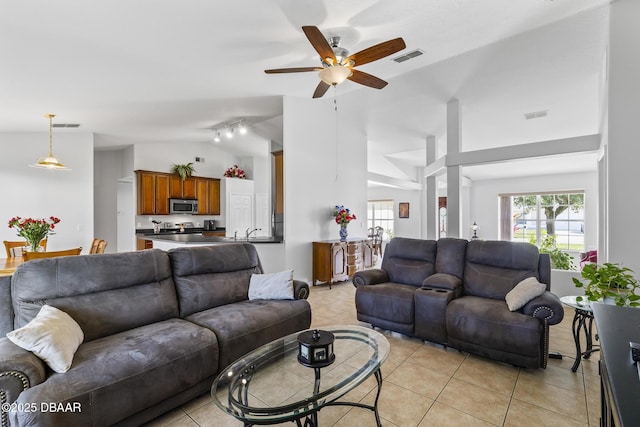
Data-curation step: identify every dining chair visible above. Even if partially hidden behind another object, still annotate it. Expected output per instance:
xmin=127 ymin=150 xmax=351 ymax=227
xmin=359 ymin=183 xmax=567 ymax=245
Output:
xmin=4 ymin=239 xmax=47 ymax=258
xmin=373 ymin=226 xmax=384 ymax=257
xmin=23 ymin=247 xmax=82 ymax=261
xmin=89 ymin=239 xmax=108 ymax=254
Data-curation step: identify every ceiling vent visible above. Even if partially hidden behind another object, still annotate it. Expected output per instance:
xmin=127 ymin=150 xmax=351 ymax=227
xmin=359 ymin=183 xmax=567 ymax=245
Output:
xmin=52 ymin=123 xmax=80 ymax=128
xmin=524 ymin=110 xmax=548 ymax=120
xmin=392 ymin=49 xmax=424 ymax=63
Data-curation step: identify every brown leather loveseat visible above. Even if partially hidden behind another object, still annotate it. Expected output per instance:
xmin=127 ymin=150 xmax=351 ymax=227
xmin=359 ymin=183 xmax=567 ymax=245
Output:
xmin=353 ymin=237 xmax=564 ymax=368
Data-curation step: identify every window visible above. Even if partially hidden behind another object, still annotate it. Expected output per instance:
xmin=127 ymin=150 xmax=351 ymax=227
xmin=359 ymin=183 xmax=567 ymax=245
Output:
xmin=503 ymin=192 xmax=585 ymax=251
xmin=367 ymin=200 xmax=394 ymax=240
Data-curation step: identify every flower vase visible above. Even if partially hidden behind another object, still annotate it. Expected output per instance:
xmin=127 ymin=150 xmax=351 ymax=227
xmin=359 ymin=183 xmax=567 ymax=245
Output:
xmin=27 ymin=239 xmax=42 ymax=253
xmin=339 ymin=225 xmax=348 ymax=242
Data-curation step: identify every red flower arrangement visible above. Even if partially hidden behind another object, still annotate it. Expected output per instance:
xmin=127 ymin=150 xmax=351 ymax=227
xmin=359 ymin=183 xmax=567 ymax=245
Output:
xmin=334 ymin=205 xmax=356 ymax=226
xmin=8 ymin=216 xmax=61 ymax=252
xmin=224 ymin=165 xmax=247 ymax=179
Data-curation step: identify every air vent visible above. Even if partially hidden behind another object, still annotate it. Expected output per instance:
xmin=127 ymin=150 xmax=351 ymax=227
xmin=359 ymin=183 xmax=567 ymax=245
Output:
xmin=524 ymin=110 xmax=548 ymax=120
xmin=392 ymin=49 xmax=424 ymax=63
xmin=52 ymin=123 xmax=80 ymax=128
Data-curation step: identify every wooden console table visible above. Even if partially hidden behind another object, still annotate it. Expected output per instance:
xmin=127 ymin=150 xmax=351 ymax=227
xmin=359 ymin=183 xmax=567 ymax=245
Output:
xmin=312 ymin=239 xmax=374 ymax=288
xmin=593 ymin=303 xmax=640 ymax=427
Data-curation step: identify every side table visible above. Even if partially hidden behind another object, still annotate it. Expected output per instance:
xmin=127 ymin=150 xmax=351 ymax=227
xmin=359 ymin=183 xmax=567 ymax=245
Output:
xmin=559 ymin=295 xmax=600 ymax=372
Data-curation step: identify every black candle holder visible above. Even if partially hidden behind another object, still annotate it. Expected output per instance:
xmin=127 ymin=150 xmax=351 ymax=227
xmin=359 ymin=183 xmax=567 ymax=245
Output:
xmin=297 ymin=329 xmax=335 ymax=368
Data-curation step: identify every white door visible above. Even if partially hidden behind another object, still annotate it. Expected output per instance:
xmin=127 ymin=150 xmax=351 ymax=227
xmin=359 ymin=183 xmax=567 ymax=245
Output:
xmin=228 ymin=193 xmax=254 ymax=238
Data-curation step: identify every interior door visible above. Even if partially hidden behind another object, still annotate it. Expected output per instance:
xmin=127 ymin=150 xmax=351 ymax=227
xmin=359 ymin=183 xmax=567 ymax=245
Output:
xmin=228 ymin=193 xmax=254 ymax=238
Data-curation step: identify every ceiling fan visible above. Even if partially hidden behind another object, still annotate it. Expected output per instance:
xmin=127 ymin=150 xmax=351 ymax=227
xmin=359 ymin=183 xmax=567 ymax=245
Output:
xmin=265 ymin=26 xmax=406 ymax=98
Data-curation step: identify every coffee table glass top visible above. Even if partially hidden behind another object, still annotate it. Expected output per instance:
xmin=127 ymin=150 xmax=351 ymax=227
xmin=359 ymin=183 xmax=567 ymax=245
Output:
xmin=211 ymin=325 xmax=389 ymax=425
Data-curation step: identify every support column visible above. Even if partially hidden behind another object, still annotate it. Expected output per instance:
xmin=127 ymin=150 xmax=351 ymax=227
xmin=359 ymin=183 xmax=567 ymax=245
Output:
xmin=446 ymin=99 xmax=462 ymax=237
xmin=425 ymin=135 xmax=437 ymax=239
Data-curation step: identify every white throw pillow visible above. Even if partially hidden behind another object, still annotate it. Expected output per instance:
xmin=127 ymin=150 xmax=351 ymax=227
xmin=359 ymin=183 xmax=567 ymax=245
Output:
xmin=505 ymin=277 xmax=547 ymax=311
xmin=248 ymin=270 xmax=294 ymax=300
xmin=6 ymin=305 xmax=84 ymax=373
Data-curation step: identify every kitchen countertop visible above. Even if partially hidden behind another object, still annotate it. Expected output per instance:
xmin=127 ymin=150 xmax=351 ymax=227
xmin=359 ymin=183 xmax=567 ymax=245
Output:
xmin=137 ymin=231 xmax=282 ymax=244
xmin=136 ymin=227 xmax=225 ymax=236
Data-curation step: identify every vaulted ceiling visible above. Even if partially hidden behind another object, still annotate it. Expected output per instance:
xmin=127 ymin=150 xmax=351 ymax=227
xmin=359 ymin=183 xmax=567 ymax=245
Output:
xmin=0 ymin=0 xmax=609 ymax=182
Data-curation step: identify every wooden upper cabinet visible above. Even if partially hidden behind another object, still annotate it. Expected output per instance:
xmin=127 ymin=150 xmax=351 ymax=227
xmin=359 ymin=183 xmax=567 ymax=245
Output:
xmin=155 ymin=174 xmax=170 ymax=215
xmin=208 ymin=178 xmax=221 ymax=215
xmin=137 ymin=170 xmax=220 ymax=216
xmin=137 ymin=171 xmax=157 ymax=215
xmin=182 ymin=178 xmax=196 ymax=199
xmin=169 ymin=175 xmax=183 ymax=198
xmin=273 ymin=151 xmax=284 ymax=215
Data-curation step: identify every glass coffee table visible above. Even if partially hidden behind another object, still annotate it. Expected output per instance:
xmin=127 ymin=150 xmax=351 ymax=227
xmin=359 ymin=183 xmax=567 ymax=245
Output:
xmin=211 ymin=325 xmax=390 ymax=427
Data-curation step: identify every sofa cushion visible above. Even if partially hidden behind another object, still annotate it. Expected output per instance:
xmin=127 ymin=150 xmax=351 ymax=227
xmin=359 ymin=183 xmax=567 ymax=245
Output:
xmin=186 ymin=299 xmax=311 ymax=369
xmin=463 ymin=240 xmax=541 ymax=299
xmin=169 ymin=244 xmax=263 ymax=317
xmin=11 ymin=249 xmax=179 ymax=342
xmin=381 ymin=238 xmax=437 ymax=286
xmin=355 ymin=283 xmax=417 ymax=326
xmin=505 ymin=277 xmax=547 ymax=311
xmin=10 ymin=318 xmax=218 ymax=427
xmin=435 ymin=238 xmax=468 ymax=278
xmin=248 ymin=270 xmax=294 ymax=300
xmin=446 ymin=296 xmax=541 ymax=358
xmin=6 ymin=305 xmax=84 ymax=373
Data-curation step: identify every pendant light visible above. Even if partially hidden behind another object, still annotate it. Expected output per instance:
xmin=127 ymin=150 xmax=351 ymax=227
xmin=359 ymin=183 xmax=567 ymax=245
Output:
xmin=30 ymin=114 xmax=70 ymax=170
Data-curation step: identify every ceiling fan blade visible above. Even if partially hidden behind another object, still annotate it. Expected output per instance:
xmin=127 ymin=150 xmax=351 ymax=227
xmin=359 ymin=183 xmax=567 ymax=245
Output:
xmin=348 ymin=69 xmax=388 ymax=89
xmin=265 ymin=67 xmax=323 ymax=74
xmin=313 ymin=81 xmax=331 ymax=98
xmin=302 ymin=26 xmax=337 ymax=64
xmin=347 ymin=38 xmax=406 ymax=67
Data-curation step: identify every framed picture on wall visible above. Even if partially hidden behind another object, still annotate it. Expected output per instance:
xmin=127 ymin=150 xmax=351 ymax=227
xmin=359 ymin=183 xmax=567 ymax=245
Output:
xmin=399 ymin=202 xmax=410 ymax=219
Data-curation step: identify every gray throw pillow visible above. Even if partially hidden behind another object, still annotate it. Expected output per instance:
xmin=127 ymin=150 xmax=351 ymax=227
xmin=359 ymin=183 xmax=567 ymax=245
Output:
xmin=505 ymin=277 xmax=546 ymax=311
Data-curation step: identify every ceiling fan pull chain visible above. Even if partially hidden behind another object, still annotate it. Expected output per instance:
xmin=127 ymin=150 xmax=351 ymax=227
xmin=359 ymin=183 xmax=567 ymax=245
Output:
xmin=334 ymin=86 xmax=339 ymax=182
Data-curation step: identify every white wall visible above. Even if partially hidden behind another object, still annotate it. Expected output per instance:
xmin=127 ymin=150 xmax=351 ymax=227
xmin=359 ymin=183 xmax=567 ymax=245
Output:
xmin=283 ymin=94 xmax=368 ymax=283
xmin=606 ymin=0 xmax=640 ymax=273
xmin=470 ymin=171 xmax=598 ymax=249
xmin=0 ymin=132 xmax=94 ymax=251
xmin=367 ymin=187 xmax=422 ymax=238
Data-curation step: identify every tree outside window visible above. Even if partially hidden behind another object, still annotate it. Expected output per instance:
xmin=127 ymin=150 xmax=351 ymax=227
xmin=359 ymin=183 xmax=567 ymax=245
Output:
xmin=511 ymin=193 xmax=585 ymax=251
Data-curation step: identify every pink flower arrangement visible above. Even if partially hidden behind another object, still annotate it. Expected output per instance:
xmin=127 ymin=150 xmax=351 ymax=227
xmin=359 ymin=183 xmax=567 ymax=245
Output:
xmin=8 ymin=216 xmax=61 ymax=251
xmin=224 ymin=165 xmax=247 ymax=179
xmin=334 ymin=205 xmax=356 ymax=226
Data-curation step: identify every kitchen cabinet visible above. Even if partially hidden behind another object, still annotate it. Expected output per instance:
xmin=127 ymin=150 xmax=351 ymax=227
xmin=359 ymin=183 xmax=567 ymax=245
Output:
xmin=313 ymin=239 xmax=373 ymax=288
xmin=273 ymin=151 xmax=283 ymax=215
xmin=136 ymin=170 xmax=220 ymax=215
xmin=136 ymin=171 xmax=169 ymax=215
xmin=195 ymin=178 xmax=221 ymax=215
xmin=136 ymin=238 xmax=153 ymax=250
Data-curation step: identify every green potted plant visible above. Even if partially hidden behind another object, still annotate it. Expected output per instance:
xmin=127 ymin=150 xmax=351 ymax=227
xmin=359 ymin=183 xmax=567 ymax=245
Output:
xmin=170 ymin=163 xmax=195 ymax=181
xmin=573 ymin=262 xmax=640 ymax=307
xmin=536 ymin=235 xmax=576 ymax=270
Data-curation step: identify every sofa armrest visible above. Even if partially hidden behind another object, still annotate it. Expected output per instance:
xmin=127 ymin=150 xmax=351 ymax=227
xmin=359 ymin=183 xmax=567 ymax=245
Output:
xmin=521 ymin=291 xmax=565 ymax=325
xmin=352 ymin=269 xmax=389 ymax=288
xmin=293 ymin=280 xmax=310 ymax=300
xmin=0 ymin=337 xmax=47 ymax=405
xmin=422 ymin=273 xmax=462 ymax=297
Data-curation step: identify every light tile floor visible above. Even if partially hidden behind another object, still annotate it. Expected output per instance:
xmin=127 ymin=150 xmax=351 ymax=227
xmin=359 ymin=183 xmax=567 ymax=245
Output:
xmin=145 ymin=282 xmax=599 ymax=427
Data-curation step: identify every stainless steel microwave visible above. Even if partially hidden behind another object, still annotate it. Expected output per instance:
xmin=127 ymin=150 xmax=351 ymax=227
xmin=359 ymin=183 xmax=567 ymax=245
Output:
xmin=169 ymin=198 xmax=198 ymax=214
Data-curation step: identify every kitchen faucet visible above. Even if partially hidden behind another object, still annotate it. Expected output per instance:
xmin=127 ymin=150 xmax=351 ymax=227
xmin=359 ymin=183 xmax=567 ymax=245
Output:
xmin=245 ymin=228 xmax=260 ymax=240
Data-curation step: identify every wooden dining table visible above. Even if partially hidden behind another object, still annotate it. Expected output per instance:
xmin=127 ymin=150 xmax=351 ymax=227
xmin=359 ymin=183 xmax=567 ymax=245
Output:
xmin=0 ymin=256 xmax=24 ymax=276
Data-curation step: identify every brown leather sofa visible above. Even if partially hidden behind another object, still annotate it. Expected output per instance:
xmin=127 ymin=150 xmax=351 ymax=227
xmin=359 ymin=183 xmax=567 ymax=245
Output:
xmin=353 ymin=237 xmax=564 ymax=369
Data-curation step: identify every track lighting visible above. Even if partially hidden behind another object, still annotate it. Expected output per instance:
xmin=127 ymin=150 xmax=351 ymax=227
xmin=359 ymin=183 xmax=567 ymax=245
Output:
xmin=226 ymin=128 xmax=234 ymax=139
xmin=213 ymin=130 xmax=221 ymax=143
xmin=238 ymin=121 xmax=247 ymax=135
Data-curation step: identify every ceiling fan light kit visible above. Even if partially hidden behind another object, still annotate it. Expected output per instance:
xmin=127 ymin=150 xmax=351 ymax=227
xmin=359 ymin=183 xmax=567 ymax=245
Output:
xmin=265 ymin=25 xmax=406 ymax=98
xmin=319 ymin=66 xmax=352 ymax=86
xmin=30 ymin=114 xmax=71 ymax=170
